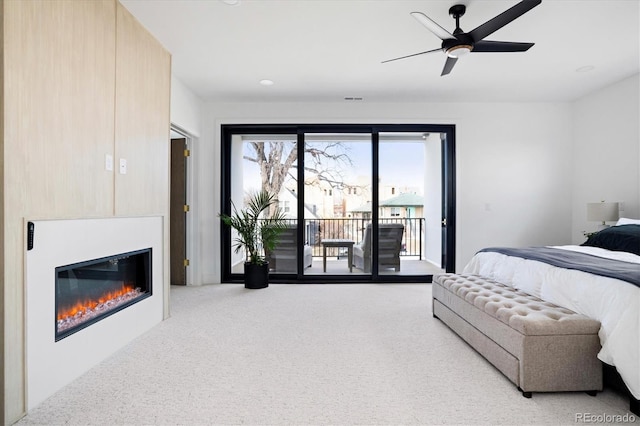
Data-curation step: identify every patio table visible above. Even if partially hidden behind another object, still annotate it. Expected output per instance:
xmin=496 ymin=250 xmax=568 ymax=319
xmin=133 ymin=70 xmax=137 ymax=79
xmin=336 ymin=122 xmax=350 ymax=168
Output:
xmin=321 ymin=239 xmax=355 ymax=273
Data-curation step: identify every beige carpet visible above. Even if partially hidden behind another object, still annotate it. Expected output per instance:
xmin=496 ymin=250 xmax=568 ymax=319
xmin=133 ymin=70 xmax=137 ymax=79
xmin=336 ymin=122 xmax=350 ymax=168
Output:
xmin=16 ymin=283 xmax=637 ymax=425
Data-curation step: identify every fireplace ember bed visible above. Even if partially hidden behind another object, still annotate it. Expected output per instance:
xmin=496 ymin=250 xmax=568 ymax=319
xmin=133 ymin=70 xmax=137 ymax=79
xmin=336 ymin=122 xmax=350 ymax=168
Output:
xmin=55 ymin=248 xmax=152 ymax=341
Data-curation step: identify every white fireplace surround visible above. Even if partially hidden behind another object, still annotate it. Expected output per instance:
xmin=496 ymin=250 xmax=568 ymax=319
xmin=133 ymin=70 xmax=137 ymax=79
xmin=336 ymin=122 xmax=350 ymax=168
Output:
xmin=25 ymin=217 xmax=164 ymax=410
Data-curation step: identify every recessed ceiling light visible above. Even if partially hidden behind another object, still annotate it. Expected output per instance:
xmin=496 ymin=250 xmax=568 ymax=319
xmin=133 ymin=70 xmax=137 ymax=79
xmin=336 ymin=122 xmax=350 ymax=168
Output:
xmin=221 ymin=0 xmax=240 ymax=5
xmin=576 ymin=65 xmax=595 ymax=73
xmin=259 ymin=79 xmax=274 ymax=86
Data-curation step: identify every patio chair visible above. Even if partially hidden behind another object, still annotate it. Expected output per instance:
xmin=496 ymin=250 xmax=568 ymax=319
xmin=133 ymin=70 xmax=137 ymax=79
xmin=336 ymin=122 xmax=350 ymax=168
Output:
xmin=352 ymin=223 xmax=404 ymax=273
xmin=266 ymin=225 xmax=313 ymax=272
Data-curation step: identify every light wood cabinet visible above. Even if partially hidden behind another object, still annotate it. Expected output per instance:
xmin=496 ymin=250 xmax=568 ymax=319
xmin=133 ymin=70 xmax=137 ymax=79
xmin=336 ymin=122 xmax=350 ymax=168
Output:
xmin=115 ymin=2 xmax=171 ymax=216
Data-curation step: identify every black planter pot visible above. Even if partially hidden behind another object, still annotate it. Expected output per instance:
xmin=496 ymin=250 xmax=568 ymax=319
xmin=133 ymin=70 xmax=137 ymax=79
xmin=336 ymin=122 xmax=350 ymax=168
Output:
xmin=244 ymin=262 xmax=269 ymax=289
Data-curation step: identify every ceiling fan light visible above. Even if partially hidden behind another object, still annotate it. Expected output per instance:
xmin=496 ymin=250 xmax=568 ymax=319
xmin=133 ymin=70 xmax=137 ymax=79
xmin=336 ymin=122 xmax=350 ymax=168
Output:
xmin=446 ymin=45 xmax=472 ymax=58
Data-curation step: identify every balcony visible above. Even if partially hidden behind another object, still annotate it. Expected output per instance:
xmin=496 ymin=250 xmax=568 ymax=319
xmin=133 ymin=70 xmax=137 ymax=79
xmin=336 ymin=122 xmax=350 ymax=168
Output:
xmin=233 ymin=218 xmax=444 ymax=276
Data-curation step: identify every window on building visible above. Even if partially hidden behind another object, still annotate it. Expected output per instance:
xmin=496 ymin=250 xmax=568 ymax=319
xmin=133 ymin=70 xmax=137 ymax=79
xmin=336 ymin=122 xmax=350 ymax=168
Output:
xmin=279 ymin=200 xmax=290 ymax=213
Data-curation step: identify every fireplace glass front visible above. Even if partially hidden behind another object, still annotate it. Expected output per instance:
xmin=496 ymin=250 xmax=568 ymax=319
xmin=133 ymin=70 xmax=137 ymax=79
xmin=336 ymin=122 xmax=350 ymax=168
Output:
xmin=55 ymin=248 xmax=152 ymax=341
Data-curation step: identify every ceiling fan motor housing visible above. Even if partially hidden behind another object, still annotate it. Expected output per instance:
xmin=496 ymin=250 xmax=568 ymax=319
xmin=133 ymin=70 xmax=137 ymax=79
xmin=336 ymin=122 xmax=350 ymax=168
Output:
xmin=442 ymin=35 xmax=474 ymax=58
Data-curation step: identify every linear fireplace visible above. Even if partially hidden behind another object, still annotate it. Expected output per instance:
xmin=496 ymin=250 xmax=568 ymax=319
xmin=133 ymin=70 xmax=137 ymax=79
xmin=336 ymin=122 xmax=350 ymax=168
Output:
xmin=55 ymin=248 xmax=152 ymax=341
xmin=27 ymin=217 xmax=163 ymax=411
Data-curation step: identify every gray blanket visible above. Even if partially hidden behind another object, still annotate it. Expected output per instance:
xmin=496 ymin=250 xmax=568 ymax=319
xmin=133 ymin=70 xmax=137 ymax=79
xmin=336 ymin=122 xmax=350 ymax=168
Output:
xmin=479 ymin=246 xmax=640 ymax=288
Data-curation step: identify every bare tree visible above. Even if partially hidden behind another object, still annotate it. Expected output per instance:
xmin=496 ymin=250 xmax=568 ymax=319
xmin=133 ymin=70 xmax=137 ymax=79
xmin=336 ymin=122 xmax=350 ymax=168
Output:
xmin=243 ymin=140 xmax=354 ymax=214
xmin=304 ymin=142 xmax=353 ymax=188
xmin=244 ymin=141 xmax=298 ymax=198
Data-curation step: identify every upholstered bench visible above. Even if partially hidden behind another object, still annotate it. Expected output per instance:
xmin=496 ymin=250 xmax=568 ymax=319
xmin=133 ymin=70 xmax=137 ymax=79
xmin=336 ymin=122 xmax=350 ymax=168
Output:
xmin=432 ymin=273 xmax=603 ymax=397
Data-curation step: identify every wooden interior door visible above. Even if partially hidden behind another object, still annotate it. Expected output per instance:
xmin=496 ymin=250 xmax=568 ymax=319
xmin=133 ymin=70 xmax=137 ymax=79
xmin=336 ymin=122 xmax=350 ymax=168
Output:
xmin=170 ymin=138 xmax=187 ymax=285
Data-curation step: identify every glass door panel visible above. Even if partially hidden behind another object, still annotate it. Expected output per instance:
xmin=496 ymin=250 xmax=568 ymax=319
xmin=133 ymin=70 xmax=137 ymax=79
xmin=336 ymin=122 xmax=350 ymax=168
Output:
xmin=230 ymin=134 xmax=299 ymax=274
xmin=378 ymin=133 xmax=444 ymax=276
xmin=302 ymin=133 xmax=372 ymax=275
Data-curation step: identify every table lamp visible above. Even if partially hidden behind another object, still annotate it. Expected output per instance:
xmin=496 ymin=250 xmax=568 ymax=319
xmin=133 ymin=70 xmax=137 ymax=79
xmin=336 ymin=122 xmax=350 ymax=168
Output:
xmin=587 ymin=201 xmax=619 ymax=228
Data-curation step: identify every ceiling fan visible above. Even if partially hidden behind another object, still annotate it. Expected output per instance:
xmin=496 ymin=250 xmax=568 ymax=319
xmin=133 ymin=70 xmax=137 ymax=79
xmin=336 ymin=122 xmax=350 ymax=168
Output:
xmin=383 ymin=0 xmax=541 ymax=76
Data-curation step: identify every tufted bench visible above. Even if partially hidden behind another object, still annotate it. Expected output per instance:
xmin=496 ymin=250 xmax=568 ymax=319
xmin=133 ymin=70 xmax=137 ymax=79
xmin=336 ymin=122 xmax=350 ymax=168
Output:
xmin=432 ymin=273 xmax=602 ymax=397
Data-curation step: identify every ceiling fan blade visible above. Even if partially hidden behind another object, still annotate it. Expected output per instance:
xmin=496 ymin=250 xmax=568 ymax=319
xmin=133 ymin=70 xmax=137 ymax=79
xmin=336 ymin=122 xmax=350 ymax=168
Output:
xmin=441 ymin=57 xmax=458 ymax=76
xmin=411 ymin=12 xmax=455 ymax=41
xmin=473 ymin=40 xmax=535 ymax=52
xmin=381 ymin=47 xmax=442 ymax=64
xmin=468 ymin=0 xmax=541 ymax=42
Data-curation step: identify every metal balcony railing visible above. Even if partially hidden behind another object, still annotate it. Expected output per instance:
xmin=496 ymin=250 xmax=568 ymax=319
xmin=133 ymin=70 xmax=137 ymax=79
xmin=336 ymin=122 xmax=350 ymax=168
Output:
xmin=296 ymin=218 xmax=425 ymax=259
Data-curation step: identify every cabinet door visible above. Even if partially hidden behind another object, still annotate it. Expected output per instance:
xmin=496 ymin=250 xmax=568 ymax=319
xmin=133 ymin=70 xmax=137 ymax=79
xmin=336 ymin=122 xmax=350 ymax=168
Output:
xmin=114 ymin=2 xmax=171 ymax=217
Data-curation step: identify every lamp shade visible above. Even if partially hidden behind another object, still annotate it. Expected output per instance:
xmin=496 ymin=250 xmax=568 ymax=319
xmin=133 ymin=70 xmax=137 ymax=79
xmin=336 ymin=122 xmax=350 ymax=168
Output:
xmin=587 ymin=202 xmax=620 ymax=222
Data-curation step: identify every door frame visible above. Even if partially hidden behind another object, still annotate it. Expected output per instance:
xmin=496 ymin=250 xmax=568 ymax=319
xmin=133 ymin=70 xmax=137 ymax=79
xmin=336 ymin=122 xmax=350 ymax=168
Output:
xmin=221 ymin=123 xmax=456 ymax=283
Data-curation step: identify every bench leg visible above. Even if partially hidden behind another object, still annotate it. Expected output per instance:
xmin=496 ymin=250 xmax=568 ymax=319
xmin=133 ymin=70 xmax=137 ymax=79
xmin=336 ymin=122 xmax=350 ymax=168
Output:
xmin=585 ymin=390 xmax=598 ymax=397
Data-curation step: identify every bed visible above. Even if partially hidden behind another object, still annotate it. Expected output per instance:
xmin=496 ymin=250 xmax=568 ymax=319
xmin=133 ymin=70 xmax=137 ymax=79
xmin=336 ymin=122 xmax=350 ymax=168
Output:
xmin=463 ymin=221 xmax=640 ymax=412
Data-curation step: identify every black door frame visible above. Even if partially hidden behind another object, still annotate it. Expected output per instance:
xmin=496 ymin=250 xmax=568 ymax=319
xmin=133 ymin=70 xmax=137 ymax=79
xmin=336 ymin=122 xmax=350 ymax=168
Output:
xmin=221 ymin=123 xmax=456 ymax=283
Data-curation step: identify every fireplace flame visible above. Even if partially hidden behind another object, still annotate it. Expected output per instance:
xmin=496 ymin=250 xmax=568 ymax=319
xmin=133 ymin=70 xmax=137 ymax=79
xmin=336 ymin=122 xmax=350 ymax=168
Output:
xmin=57 ymin=283 xmax=136 ymax=322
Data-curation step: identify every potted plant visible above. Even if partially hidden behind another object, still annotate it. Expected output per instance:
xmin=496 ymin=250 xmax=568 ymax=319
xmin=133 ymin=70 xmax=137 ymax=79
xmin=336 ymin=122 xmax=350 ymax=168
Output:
xmin=219 ymin=190 xmax=287 ymax=289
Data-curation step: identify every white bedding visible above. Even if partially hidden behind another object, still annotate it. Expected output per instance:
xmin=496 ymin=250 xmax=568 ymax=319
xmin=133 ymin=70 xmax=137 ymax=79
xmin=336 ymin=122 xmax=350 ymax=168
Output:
xmin=463 ymin=245 xmax=640 ymax=399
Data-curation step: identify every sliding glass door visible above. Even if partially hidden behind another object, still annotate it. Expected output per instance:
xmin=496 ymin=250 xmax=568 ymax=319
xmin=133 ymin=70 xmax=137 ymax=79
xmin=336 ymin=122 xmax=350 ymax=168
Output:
xmin=221 ymin=124 xmax=455 ymax=283
xmin=378 ymin=132 xmax=445 ymax=276
xmin=302 ymin=133 xmax=372 ymax=276
xmin=226 ymin=131 xmax=300 ymax=274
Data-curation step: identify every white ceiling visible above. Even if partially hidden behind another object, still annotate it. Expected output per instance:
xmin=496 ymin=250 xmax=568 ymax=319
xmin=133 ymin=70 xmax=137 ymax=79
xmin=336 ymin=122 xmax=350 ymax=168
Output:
xmin=120 ymin=0 xmax=639 ymax=103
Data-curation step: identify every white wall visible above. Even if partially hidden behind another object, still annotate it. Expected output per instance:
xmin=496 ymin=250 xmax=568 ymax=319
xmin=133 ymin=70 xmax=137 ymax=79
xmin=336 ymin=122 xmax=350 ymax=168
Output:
xmin=171 ymin=75 xmax=203 ymax=138
xmin=571 ymin=73 xmax=640 ymax=242
xmin=169 ymin=74 xmax=639 ymax=284
xmin=198 ymin=101 xmax=574 ymax=282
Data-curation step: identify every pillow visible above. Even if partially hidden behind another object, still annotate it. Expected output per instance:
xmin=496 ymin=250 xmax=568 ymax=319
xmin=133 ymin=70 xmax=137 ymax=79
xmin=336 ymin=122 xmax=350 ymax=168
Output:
xmin=582 ymin=224 xmax=640 ymax=256
xmin=616 ymin=217 xmax=640 ymax=226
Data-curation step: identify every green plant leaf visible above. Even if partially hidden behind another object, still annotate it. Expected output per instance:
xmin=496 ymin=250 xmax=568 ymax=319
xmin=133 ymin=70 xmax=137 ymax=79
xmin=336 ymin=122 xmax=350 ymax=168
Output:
xmin=219 ymin=189 xmax=288 ymax=265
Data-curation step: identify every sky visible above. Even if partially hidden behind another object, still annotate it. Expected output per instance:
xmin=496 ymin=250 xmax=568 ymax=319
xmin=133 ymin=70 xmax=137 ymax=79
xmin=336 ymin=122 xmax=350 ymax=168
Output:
xmin=306 ymin=140 xmax=426 ymax=191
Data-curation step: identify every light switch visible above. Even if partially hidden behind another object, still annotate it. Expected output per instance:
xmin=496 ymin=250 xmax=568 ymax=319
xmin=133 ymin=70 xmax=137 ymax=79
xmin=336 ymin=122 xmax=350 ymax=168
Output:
xmin=119 ymin=158 xmax=127 ymax=174
xmin=105 ymin=154 xmax=113 ymax=171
